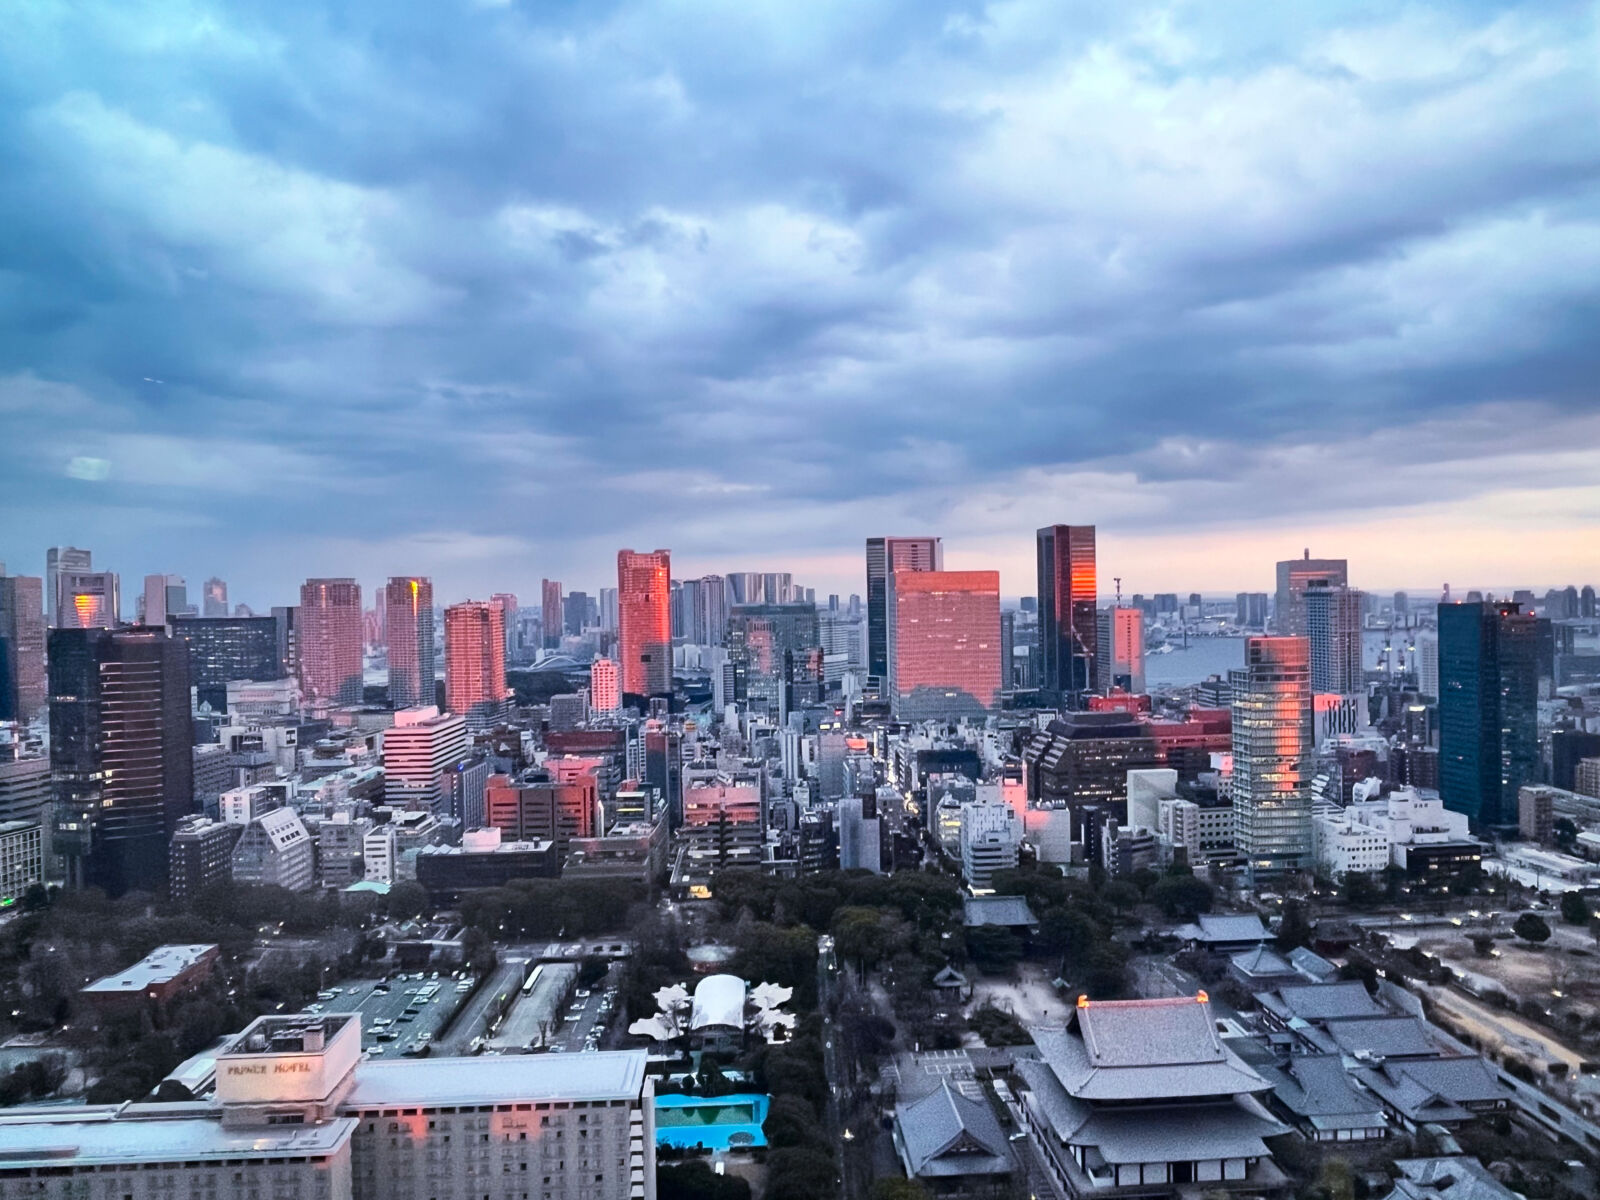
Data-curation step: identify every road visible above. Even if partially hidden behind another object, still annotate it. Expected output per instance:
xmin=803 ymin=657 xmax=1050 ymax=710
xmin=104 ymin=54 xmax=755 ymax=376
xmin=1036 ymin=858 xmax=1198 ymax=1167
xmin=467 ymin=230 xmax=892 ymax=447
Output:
xmin=304 ymin=971 xmax=479 ymax=1060
xmin=435 ymin=960 xmax=524 ymax=1055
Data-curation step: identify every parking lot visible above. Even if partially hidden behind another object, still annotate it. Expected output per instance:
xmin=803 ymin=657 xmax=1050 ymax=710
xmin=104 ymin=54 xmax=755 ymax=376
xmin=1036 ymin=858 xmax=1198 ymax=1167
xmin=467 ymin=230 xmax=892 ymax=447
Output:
xmin=301 ymin=970 xmax=479 ymax=1060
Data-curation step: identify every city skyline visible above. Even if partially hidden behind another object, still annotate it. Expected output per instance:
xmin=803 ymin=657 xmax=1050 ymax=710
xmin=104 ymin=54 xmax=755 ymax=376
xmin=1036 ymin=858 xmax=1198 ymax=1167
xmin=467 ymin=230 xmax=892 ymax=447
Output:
xmin=2 ymin=3 xmax=1597 ymax=601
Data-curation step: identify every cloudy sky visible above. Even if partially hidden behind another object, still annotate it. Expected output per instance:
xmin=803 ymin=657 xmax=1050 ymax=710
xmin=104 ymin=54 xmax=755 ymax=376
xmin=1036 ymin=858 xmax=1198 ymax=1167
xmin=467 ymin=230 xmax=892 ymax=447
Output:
xmin=2 ymin=0 xmax=1598 ymax=608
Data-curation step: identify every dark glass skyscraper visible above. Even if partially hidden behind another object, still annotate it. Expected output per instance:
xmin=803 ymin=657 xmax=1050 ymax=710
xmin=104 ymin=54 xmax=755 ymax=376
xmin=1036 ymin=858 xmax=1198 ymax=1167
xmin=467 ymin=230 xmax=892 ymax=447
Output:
xmin=1036 ymin=524 xmax=1097 ymax=704
xmin=172 ymin=615 xmax=282 ymax=712
xmin=49 ymin=627 xmax=193 ymax=896
xmin=865 ymin=536 xmax=942 ymax=683
xmin=1439 ymin=601 xmax=1539 ymax=832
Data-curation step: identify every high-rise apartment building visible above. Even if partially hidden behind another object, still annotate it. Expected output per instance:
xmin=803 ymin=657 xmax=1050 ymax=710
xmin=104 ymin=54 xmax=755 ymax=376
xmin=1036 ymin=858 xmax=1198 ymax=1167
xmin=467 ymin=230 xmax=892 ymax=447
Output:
xmin=49 ymin=626 xmax=194 ymax=895
xmin=443 ymin=601 xmax=509 ymax=730
xmin=599 ymin=587 xmax=618 ymax=632
xmin=617 ymin=550 xmax=671 ymax=699
xmin=865 ymin=536 xmax=942 ymax=681
xmin=382 ymin=707 xmax=469 ymax=813
xmin=591 ymin=658 xmax=621 ymax=713
xmin=298 ymin=579 xmax=363 ymax=707
xmin=142 ymin=574 xmax=187 ymax=626
xmin=886 ymin=569 xmax=1001 ymax=720
xmin=1231 ymin=636 xmax=1314 ymax=877
xmin=1273 ymin=551 xmax=1348 ymax=636
xmin=1414 ymin=630 xmax=1440 ymax=699
xmin=489 ymin=593 xmax=518 ymax=661
xmin=1235 ymin=592 xmax=1268 ymax=629
xmin=45 ymin=547 xmax=92 ymax=624
xmin=0 ymin=572 xmax=47 ymax=719
xmin=1439 ymin=602 xmax=1540 ymax=832
xmin=1304 ymin=581 xmax=1364 ymax=695
xmin=272 ymin=604 xmax=299 ymax=679
xmin=171 ymin=615 xmax=282 ymax=713
xmin=541 ymin=579 xmax=563 ymax=649
xmin=169 ymin=815 xmax=239 ymax=903
xmin=1036 ymin=524 xmax=1097 ymax=703
xmin=384 ymin=576 xmax=435 ymax=709
xmin=202 ymin=577 xmax=229 ymax=617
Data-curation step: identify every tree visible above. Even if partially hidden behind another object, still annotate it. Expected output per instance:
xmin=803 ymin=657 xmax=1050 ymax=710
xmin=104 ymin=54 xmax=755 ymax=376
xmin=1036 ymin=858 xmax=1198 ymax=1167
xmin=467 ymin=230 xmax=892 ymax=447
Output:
xmin=1340 ymin=872 xmax=1383 ymax=909
xmin=385 ymin=880 xmax=429 ymax=922
xmin=763 ymin=1148 xmax=838 ymax=1200
xmin=657 ymin=1160 xmax=752 ymax=1200
xmin=764 ymin=1094 xmax=830 ymax=1154
xmin=1102 ymin=881 xmax=1141 ymax=913
xmin=831 ymin=907 xmax=891 ymax=967
xmin=1276 ymin=899 xmax=1313 ymax=951
xmin=1149 ymin=875 xmax=1213 ymax=919
xmin=868 ymin=1181 xmax=929 ymax=1200
xmin=964 ymin=926 xmax=1023 ymax=973
xmin=1553 ymin=818 xmax=1578 ymax=850
xmin=1560 ymin=892 xmax=1590 ymax=927
xmin=1512 ymin=913 xmax=1551 ymax=945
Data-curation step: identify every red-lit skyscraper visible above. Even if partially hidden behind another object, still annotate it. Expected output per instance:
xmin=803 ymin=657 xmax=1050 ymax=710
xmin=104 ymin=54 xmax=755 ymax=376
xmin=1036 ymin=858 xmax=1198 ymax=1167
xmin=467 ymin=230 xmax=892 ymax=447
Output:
xmin=886 ymin=569 xmax=1001 ymax=720
xmin=444 ymin=600 xmax=508 ymax=730
xmin=298 ymin=578 xmax=363 ymax=707
xmin=1037 ymin=524 xmax=1097 ymax=704
xmin=618 ymin=549 xmax=671 ymax=699
xmin=865 ymin=536 xmax=942 ymax=682
xmin=541 ymin=579 xmax=562 ymax=650
xmin=385 ymin=576 xmax=435 ymax=709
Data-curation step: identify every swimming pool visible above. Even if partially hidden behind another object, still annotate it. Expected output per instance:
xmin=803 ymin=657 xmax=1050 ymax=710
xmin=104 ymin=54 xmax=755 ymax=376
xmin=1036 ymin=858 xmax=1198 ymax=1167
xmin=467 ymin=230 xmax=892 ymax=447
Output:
xmin=654 ymin=1092 xmax=771 ymax=1150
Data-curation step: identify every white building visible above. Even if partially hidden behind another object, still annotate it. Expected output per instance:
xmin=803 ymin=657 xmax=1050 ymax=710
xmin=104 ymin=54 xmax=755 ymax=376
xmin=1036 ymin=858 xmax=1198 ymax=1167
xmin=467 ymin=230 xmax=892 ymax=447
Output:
xmin=0 ymin=1013 xmax=657 ymax=1200
xmin=231 ymin=808 xmax=315 ymax=892
xmin=1312 ymin=813 xmax=1393 ymax=879
xmin=1127 ymin=768 xmax=1179 ymax=831
xmin=591 ymin=658 xmax=621 ymax=713
xmin=381 ymin=706 xmax=468 ymax=812
xmin=1312 ymin=787 xmax=1476 ymax=879
xmin=363 ymin=825 xmax=397 ymax=884
xmin=960 ymin=796 xmax=1022 ymax=891
xmin=220 ymin=783 xmax=280 ymax=826
xmin=1415 ymin=631 xmax=1440 ymax=698
xmin=1159 ymin=798 xmax=1201 ymax=858
xmin=226 ymin=677 xmax=300 ymax=720
xmin=0 ymin=819 xmax=43 ymax=902
xmin=838 ymin=796 xmax=882 ymax=873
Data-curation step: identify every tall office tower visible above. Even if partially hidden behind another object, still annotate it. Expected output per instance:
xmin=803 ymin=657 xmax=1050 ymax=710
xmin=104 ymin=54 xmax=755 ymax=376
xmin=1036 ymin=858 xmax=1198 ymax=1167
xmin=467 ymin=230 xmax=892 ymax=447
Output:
xmin=563 ymin=590 xmax=591 ymax=636
xmin=762 ymin=573 xmax=793 ymax=605
xmin=1304 ymin=581 xmax=1364 ymax=695
xmin=669 ymin=581 xmax=685 ymax=640
xmin=617 ymin=549 xmax=672 ymax=699
xmin=1439 ymin=601 xmax=1540 ymax=832
xmin=1235 ymin=592 xmax=1268 ymax=629
xmin=54 ymin=568 xmax=120 ymax=629
xmin=384 ymin=576 xmax=435 ymax=709
xmin=1393 ymin=591 xmax=1410 ymax=620
xmin=1582 ymin=585 xmax=1597 ymax=619
xmin=444 ymin=601 xmax=508 ymax=730
xmin=171 ymin=615 xmax=282 ymax=712
xmin=202 ymin=577 xmax=228 ymax=617
xmin=885 ymin=569 xmax=1001 ymax=720
xmin=697 ymin=575 xmax=729 ymax=645
xmin=1036 ymin=524 xmax=1097 ymax=704
xmin=271 ymin=604 xmax=299 ymax=680
xmin=49 ymin=626 xmax=193 ymax=895
xmin=489 ymin=593 xmax=518 ymax=661
xmin=297 ymin=578 xmax=363 ymax=707
xmin=1231 ymin=636 xmax=1314 ymax=877
xmin=1000 ymin=611 xmax=1016 ymax=690
xmin=727 ymin=603 xmax=821 ymax=715
xmin=1273 ymin=550 xmax=1348 ymax=636
xmin=541 ymin=579 xmax=562 ymax=649
xmin=1094 ymin=607 xmax=1145 ymax=694
xmin=865 ymin=536 xmax=943 ymax=681
xmin=368 ymin=588 xmax=387 ymax=651
xmin=599 ymin=587 xmax=618 ymax=632
xmin=0 ymin=572 xmax=47 ymax=719
xmin=45 ymin=547 xmax=92 ymax=624
xmin=590 ymin=658 xmax=621 ymax=714
xmin=141 ymin=574 xmax=186 ymax=626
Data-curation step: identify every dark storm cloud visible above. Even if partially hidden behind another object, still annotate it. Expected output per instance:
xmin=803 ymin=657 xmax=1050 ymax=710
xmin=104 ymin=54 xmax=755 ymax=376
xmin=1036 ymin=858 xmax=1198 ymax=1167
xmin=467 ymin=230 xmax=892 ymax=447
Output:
xmin=1 ymin=0 xmax=1598 ymax=600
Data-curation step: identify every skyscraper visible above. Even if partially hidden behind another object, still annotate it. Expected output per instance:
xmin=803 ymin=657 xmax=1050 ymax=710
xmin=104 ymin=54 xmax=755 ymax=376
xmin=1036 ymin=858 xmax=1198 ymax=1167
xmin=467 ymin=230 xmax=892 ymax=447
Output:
xmin=444 ymin=601 xmax=509 ymax=730
xmin=1439 ymin=602 xmax=1540 ymax=832
xmin=202 ymin=577 xmax=229 ymax=617
xmin=1036 ymin=524 xmax=1097 ymax=703
xmin=541 ymin=579 xmax=562 ymax=650
xmin=49 ymin=626 xmax=193 ymax=895
xmin=1095 ymin=607 xmax=1145 ymax=694
xmin=1273 ymin=550 xmax=1348 ymax=636
xmin=865 ymin=536 xmax=942 ymax=681
xmin=0 ymin=572 xmax=46 ymax=720
xmin=1231 ymin=636 xmax=1314 ymax=877
xmin=385 ymin=576 xmax=435 ymax=709
xmin=45 ymin=547 xmax=91 ymax=625
xmin=298 ymin=578 xmax=363 ymax=707
xmin=1304 ymin=581 xmax=1364 ymax=695
xmin=617 ymin=549 xmax=671 ymax=699
xmin=171 ymin=615 xmax=282 ymax=713
xmin=726 ymin=603 xmax=821 ymax=716
xmin=490 ymin=593 xmax=518 ymax=662
xmin=886 ymin=569 xmax=1001 ymax=720
xmin=53 ymin=568 xmax=120 ymax=629
xmin=599 ymin=587 xmax=618 ymax=632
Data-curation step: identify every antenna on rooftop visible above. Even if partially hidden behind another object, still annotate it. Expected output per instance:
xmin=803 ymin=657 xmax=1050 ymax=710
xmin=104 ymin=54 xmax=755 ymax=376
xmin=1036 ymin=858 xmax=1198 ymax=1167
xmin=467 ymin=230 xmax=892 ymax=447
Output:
xmin=1114 ymin=576 xmax=1122 ymax=607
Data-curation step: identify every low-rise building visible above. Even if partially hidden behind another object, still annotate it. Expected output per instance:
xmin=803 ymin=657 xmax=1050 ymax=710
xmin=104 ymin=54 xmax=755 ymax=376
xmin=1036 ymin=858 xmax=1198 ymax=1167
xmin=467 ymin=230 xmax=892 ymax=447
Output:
xmin=169 ymin=815 xmax=240 ymax=902
xmin=414 ymin=828 xmax=560 ymax=902
xmin=231 ymin=808 xmax=315 ymax=891
xmin=80 ymin=943 xmax=220 ymax=1015
xmin=892 ymin=1080 xmax=1013 ymax=1198
xmin=0 ymin=818 xmax=43 ymax=902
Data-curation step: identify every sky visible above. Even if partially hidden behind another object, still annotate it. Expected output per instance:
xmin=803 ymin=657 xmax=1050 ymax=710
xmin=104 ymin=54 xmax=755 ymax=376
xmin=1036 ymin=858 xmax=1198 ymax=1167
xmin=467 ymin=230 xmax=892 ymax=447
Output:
xmin=2 ymin=0 xmax=1598 ymax=609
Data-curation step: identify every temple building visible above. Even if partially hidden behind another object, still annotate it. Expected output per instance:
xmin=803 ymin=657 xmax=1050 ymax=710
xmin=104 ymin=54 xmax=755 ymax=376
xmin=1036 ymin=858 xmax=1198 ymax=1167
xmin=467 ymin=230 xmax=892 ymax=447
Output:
xmin=1016 ymin=994 xmax=1289 ymax=1197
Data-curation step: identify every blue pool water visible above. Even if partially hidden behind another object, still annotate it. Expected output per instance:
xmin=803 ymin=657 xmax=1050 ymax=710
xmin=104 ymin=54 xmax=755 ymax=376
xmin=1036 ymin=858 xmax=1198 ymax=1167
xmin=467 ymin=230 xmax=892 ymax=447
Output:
xmin=654 ymin=1092 xmax=771 ymax=1150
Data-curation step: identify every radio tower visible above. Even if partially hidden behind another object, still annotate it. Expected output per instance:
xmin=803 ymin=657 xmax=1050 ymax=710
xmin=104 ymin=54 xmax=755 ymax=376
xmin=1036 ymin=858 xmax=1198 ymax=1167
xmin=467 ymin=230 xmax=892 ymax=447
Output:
xmin=1114 ymin=576 xmax=1123 ymax=607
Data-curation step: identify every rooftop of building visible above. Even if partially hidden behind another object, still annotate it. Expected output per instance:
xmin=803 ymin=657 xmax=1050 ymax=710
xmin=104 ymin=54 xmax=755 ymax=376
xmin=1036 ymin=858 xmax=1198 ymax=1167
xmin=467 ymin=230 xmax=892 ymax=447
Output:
xmin=1256 ymin=981 xmax=1388 ymax=1024
xmin=1175 ymin=913 xmax=1270 ymax=944
xmin=962 ymin=895 xmax=1039 ymax=928
xmin=0 ymin=1107 xmax=356 ymax=1168
xmin=342 ymin=1048 xmax=648 ymax=1108
xmin=81 ymin=945 xmax=218 ymax=994
xmin=897 ymin=1080 xmax=1011 ymax=1180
